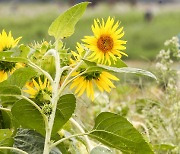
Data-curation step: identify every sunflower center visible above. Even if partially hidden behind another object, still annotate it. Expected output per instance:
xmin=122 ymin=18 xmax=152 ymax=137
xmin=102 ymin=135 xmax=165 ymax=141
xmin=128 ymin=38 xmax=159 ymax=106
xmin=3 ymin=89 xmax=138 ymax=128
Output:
xmin=83 ymin=71 xmax=101 ymax=80
xmin=0 ymin=61 xmax=16 ymax=72
xmin=97 ymin=35 xmax=114 ymax=52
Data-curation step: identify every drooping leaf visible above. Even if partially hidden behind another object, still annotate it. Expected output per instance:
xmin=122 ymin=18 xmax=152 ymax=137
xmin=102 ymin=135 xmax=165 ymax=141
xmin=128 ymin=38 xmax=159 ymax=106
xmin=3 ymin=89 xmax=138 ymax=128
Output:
xmin=0 ymin=67 xmax=37 ymax=88
xmin=90 ymin=146 xmax=113 ymax=154
xmin=48 ymin=2 xmax=89 ymax=40
xmin=11 ymin=99 xmax=45 ymax=135
xmin=14 ymin=129 xmax=61 ymax=154
xmin=52 ymin=94 xmax=76 ymax=136
xmin=98 ymin=65 xmax=157 ymax=80
xmin=89 ymin=112 xmax=154 ymax=154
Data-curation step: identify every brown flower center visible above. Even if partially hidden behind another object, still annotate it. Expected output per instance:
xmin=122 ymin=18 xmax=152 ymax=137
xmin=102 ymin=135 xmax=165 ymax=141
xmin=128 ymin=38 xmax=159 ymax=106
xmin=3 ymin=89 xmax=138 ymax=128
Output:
xmin=97 ymin=35 xmax=113 ymax=52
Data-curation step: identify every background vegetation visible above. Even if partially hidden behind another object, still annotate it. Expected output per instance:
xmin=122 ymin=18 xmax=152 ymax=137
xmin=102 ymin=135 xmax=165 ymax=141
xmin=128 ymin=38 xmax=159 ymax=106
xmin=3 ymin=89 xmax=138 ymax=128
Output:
xmin=1 ymin=2 xmax=180 ymax=60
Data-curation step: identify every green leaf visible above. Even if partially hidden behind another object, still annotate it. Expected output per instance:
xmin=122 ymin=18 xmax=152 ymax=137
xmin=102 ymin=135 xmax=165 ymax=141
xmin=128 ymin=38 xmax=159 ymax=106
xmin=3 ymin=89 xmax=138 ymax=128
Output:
xmin=89 ymin=112 xmax=154 ymax=154
xmin=0 ymin=67 xmax=37 ymax=88
xmin=98 ymin=65 xmax=157 ymax=80
xmin=0 ymin=51 xmax=27 ymax=63
xmin=11 ymin=99 xmax=45 ymax=136
xmin=0 ymin=129 xmax=13 ymax=142
xmin=52 ymin=94 xmax=76 ymax=136
xmin=48 ymin=2 xmax=89 ymax=40
xmin=14 ymin=129 xmax=61 ymax=154
xmin=90 ymin=146 xmax=113 ymax=154
xmin=0 ymin=86 xmax=21 ymax=96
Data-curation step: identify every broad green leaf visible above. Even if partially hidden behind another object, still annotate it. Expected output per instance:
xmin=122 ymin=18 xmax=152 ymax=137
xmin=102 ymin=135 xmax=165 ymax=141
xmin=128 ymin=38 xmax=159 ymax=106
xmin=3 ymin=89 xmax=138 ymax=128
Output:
xmin=11 ymin=99 xmax=45 ymax=135
xmin=14 ymin=129 xmax=61 ymax=154
xmin=0 ymin=67 xmax=37 ymax=88
xmin=52 ymin=94 xmax=76 ymax=136
xmin=0 ymin=86 xmax=21 ymax=96
xmin=90 ymin=146 xmax=113 ymax=154
xmin=48 ymin=2 xmax=88 ymax=40
xmin=98 ymin=65 xmax=157 ymax=80
xmin=89 ymin=112 xmax=154 ymax=154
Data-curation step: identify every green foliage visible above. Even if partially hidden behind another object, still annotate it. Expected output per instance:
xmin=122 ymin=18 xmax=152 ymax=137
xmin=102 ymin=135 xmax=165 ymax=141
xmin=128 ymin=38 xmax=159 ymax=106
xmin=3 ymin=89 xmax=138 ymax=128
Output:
xmin=48 ymin=2 xmax=89 ymax=40
xmin=89 ymin=112 xmax=153 ymax=154
xmin=0 ymin=86 xmax=21 ymax=96
xmin=11 ymin=99 xmax=45 ymax=135
xmin=99 ymin=65 xmax=157 ymax=80
xmin=0 ymin=67 xmax=37 ymax=88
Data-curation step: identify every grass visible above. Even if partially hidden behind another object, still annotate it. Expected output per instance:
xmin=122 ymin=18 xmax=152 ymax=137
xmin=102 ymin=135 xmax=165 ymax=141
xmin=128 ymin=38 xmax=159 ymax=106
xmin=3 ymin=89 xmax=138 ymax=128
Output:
xmin=1 ymin=3 xmax=180 ymax=60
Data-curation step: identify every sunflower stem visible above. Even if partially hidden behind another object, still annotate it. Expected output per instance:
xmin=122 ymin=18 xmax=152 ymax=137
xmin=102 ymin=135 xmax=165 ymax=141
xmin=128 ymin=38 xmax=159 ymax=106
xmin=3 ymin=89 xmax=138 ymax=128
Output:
xmin=43 ymin=49 xmax=62 ymax=154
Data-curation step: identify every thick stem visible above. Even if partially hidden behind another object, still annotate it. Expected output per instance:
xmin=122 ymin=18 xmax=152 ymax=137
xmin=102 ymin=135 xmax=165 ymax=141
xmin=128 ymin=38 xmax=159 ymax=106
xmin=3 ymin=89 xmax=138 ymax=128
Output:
xmin=0 ymin=147 xmax=28 ymax=154
xmin=43 ymin=50 xmax=62 ymax=154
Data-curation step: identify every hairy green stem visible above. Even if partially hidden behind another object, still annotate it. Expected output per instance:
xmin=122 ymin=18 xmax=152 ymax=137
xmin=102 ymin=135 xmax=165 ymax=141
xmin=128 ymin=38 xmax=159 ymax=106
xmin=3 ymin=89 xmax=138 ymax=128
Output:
xmin=0 ymin=147 xmax=28 ymax=154
xmin=43 ymin=49 xmax=62 ymax=154
xmin=50 ymin=133 xmax=89 ymax=149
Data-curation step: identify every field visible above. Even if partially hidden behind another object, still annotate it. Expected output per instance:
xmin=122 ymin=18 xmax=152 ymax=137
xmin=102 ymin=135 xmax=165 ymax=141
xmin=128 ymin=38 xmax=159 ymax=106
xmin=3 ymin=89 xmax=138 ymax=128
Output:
xmin=1 ymin=2 xmax=180 ymax=60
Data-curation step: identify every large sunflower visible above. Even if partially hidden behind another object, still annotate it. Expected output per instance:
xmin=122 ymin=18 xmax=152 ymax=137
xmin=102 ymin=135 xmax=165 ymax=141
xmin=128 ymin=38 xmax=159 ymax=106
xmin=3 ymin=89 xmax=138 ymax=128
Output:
xmin=82 ymin=17 xmax=127 ymax=65
xmin=70 ymin=71 xmax=119 ymax=100
xmin=0 ymin=30 xmax=22 ymax=82
xmin=24 ymin=77 xmax=52 ymax=100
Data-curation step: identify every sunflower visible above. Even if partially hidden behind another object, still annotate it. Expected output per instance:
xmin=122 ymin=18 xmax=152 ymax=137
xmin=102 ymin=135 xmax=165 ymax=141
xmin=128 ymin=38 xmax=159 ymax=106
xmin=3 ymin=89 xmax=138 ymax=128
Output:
xmin=82 ymin=17 xmax=127 ymax=65
xmin=70 ymin=71 xmax=119 ymax=100
xmin=24 ymin=77 xmax=52 ymax=100
xmin=0 ymin=29 xmax=21 ymax=52
xmin=0 ymin=30 xmax=22 ymax=82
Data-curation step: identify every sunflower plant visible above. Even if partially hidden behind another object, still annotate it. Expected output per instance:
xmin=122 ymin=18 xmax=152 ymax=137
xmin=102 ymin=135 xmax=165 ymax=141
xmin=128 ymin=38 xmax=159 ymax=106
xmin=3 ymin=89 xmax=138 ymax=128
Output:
xmin=0 ymin=2 xmax=156 ymax=154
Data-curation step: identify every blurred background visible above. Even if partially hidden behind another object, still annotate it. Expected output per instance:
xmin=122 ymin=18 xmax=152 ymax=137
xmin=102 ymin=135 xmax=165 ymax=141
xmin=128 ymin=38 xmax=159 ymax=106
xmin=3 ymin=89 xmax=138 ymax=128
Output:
xmin=0 ymin=0 xmax=180 ymax=61
xmin=1 ymin=1 xmax=180 ymax=153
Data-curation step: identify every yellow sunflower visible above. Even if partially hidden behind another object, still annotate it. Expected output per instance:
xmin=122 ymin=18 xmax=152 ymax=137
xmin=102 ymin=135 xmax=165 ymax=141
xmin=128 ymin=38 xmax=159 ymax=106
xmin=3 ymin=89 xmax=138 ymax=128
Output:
xmin=82 ymin=17 xmax=127 ymax=65
xmin=0 ymin=29 xmax=21 ymax=52
xmin=24 ymin=77 xmax=52 ymax=99
xmin=0 ymin=30 xmax=22 ymax=82
xmin=70 ymin=71 xmax=119 ymax=100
